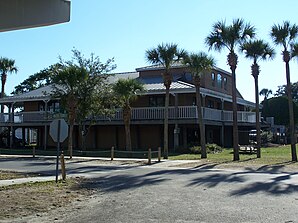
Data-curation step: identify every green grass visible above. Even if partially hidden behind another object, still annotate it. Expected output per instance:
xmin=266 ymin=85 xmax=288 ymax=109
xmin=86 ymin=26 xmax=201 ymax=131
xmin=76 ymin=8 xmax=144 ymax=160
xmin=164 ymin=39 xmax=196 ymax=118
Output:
xmin=169 ymin=145 xmax=298 ymax=167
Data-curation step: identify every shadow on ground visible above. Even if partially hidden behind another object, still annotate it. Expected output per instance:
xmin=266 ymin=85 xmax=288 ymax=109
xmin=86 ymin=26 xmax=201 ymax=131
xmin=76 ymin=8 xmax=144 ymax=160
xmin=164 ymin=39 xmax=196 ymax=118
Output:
xmin=76 ymin=174 xmax=168 ymax=192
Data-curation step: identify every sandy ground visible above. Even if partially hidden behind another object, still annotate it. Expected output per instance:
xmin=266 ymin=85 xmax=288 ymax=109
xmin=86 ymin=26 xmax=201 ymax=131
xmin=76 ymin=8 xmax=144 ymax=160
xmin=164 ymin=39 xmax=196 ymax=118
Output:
xmin=0 ymin=176 xmax=94 ymax=222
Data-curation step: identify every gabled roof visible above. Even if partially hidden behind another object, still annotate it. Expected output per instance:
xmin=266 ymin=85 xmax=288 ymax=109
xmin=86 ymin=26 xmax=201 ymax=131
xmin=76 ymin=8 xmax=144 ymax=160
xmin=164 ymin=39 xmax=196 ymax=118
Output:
xmin=136 ymin=63 xmax=232 ymax=76
xmin=0 ymin=69 xmax=254 ymax=108
xmin=108 ymin=71 xmax=139 ymax=83
xmin=0 ymin=85 xmax=54 ymax=103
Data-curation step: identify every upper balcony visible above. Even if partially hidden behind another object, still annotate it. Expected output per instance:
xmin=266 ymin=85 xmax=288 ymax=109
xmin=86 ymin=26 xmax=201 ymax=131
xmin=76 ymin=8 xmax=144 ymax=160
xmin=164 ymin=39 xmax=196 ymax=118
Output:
xmin=0 ymin=106 xmax=258 ymax=125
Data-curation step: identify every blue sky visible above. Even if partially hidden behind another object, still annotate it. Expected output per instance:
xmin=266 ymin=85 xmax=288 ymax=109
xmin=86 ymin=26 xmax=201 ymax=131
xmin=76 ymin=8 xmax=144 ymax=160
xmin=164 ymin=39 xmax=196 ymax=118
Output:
xmin=1 ymin=0 xmax=298 ymax=102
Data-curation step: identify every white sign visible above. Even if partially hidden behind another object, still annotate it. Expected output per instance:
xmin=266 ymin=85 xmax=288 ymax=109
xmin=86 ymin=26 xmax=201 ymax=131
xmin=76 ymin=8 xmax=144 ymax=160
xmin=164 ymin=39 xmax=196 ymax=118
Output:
xmin=50 ymin=119 xmax=69 ymax=143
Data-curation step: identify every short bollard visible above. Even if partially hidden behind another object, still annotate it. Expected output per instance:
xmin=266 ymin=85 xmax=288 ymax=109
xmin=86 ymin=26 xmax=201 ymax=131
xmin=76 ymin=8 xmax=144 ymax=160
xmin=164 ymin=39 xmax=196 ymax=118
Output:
xmin=158 ymin=147 xmax=161 ymax=162
xmin=148 ymin=148 xmax=151 ymax=165
xmin=60 ymin=151 xmax=66 ymax=181
xmin=111 ymin=146 xmax=114 ymax=161
xmin=32 ymin=146 xmax=36 ymax=158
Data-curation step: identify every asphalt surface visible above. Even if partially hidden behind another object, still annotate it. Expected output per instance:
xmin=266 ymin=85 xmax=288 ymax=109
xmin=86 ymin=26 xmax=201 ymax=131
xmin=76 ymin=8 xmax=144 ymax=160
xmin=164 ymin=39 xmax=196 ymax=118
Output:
xmin=1 ymin=156 xmax=298 ymax=223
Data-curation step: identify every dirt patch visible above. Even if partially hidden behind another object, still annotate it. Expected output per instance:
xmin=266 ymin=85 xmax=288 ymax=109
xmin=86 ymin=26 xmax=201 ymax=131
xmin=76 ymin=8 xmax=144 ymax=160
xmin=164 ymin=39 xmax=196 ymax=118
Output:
xmin=0 ymin=170 xmax=39 ymax=180
xmin=0 ymin=177 xmax=94 ymax=221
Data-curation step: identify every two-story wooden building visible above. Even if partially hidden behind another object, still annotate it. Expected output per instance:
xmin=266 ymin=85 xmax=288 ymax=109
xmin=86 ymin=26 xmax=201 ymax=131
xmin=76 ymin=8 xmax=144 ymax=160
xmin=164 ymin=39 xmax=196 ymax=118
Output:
xmin=0 ymin=64 xmax=260 ymax=151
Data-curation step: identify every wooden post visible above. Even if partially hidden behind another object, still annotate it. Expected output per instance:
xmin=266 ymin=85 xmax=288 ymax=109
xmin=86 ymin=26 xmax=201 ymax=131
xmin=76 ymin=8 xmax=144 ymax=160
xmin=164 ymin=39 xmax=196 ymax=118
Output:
xmin=32 ymin=145 xmax=35 ymax=158
xmin=60 ymin=151 xmax=66 ymax=181
xmin=111 ymin=146 xmax=114 ymax=161
xmin=158 ymin=147 xmax=161 ymax=162
xmin=148 ymin=148 xmax=151 ymax=165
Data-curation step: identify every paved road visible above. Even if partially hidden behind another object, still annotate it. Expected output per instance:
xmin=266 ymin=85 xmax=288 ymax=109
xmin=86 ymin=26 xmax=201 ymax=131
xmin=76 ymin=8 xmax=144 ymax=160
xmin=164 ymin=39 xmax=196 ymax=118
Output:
xmin=1 ymin=156 xmax=298 ymax=223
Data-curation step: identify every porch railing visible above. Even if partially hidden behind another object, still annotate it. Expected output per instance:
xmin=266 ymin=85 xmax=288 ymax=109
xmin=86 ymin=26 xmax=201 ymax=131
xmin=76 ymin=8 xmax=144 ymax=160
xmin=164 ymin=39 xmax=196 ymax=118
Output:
xmin=0 ymin=106 xmax=259 ymax=124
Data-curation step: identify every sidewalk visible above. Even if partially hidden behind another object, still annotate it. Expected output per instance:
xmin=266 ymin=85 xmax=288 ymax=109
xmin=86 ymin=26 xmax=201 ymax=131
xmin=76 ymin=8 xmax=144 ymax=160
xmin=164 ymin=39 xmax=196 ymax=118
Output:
xmin=0 ymin=155 xmax=202 ymax=187
xmin=0 ymin=176 xmax=55 ymax=187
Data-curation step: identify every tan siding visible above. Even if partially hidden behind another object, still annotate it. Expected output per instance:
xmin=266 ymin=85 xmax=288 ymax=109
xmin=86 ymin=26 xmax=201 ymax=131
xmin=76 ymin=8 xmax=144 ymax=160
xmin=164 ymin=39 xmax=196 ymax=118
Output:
xmin=24 ymin=101 xmax=39 ymax=111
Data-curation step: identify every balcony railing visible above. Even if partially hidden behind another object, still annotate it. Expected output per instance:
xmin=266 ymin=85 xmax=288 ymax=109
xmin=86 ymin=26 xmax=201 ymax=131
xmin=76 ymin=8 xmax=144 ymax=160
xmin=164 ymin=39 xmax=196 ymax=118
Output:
xmin=0 ymin=106 xmax=259 ymax=124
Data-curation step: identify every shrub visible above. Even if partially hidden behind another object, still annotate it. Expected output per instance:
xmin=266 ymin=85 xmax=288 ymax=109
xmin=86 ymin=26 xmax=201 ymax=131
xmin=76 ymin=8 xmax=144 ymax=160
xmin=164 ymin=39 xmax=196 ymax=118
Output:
xmin=189 ymin=144 xmax=223 ymax=154
xmin=206 ymin=143 xmax=223 ymax=154
xmin=261 ymin=131 xmax=273 ymax=145
xmin=189 ymin=146 xmax=201 ymax=154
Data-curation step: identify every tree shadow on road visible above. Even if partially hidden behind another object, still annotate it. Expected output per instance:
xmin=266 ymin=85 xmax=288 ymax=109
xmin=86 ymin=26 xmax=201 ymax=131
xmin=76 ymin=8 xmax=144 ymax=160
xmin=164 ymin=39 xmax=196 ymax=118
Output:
xmin=186 ymin=169 xmax=298 ymax=196
xmin=77 ymin=174 xmax=168 ymax=192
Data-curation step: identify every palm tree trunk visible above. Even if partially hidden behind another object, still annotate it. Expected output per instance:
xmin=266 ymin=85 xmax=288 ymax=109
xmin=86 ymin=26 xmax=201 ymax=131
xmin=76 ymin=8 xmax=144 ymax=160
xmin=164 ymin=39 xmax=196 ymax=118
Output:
xmin=164 ymin=86 xmax=169 ymax=159
xmin=195 ymin=82 xmax=206 ymax=159
xmin=123 ymin=107 xmax=132 ymax=151
xmin=68 ymin=123 xmax=73 ymax=159
xmin=1 ymin=73 xmax=7 ymax=113
xmin=254 ymin=75 xmax=261 ymax=158
xmin=252 ymin=63 xmax=261 ymax=158
xmin=228 ymin=53 xmax=239 ymax=161
xmin=285 ymin=60 xmax=297 ymax=161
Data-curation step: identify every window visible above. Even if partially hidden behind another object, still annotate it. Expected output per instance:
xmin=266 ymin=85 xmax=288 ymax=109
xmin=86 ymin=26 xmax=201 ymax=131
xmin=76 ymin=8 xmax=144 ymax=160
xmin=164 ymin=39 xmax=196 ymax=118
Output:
xmin=217 ymin=73 xmax=222 ymax=88
xmin=48 ymin=101 xmax=60 ymax=112
xmin=211 ymin=73 xmax=215 ymax=87
xmin=223 ymin=77 xmax=227 ymax=90
xmin=39 ymin=101 xmax=61 ymax=112
xmin=207 ymin=100 xmax=214 ymax=108
xmin=149 ymin=96 xmax=165 ymax=107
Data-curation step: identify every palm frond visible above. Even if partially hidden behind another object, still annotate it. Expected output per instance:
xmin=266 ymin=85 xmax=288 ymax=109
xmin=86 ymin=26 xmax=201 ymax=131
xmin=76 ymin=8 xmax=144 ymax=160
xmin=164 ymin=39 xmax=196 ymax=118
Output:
xmin=206 ymin=18 xmax=255 ymax=53
xmin=291 ymin=43 xmax=298 ymax=59
xmin=241 ymin=39 xmax=275 ymax=62
xmin=270 ymin=21 xmax=298 ymax=49
xmin=146 ymin=43 xmax=185 ymax=71
xmin=183 ymin=51 xmax=215 ymax=78
xmin=0 ymin=57 xmax=18 ymax=74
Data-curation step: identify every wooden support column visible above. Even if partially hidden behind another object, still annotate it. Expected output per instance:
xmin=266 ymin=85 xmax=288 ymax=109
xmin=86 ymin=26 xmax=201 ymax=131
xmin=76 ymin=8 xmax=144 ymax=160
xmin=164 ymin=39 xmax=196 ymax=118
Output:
xmin=27 ymin=128 xmax=30 ymax=144
xmin=22 ymin=127 xmax=26 ymax=147
xmin=174 ymin=93 xmax=180 ymax=152
xmin=136 ymin=125 xmax=141 ymax=150
xmin=9 ymin=103 xmax=15 ymax=149
xmin=221 ymin=124 xmax=225 ymax=147
xmin=221 ymin=98 xmax=225 ymax=147
xmin=43 ymin=100 xmax=49 ymax=150
xmin=183 ymin=125 xmax=187 ymax=149
xmin=93 ymin=126 xmax=98 ymax=149
xmin=115 ymin=126 xmax=119 ymax=149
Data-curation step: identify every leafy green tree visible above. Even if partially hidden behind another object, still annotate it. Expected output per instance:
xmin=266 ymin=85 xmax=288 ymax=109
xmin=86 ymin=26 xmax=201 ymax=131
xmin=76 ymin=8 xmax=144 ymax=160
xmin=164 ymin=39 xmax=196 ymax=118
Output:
xmin=146 ymin=43 xmax=186 ymax=159
xmin=275 ymin=82 xmax=298 ymax=103
xmin=206 ymin=19 xmax=256 ymax=161
xmin=183 ymin=52 xmax=215 ymax=159
xmin=260 ymin=88 xmax=273 ymax=118
xmin=271 ymin=21 xmax=298 ymax=161
xmin=0 ymin=57 xmax=18 ymax=112
xmin=266 ymin=96 xmax=298 ymax=125
xmin=113 ymin=78 xmax=144 ymax=151
xmin=52 ymin=50 xmax=116 ymax=158
xmin=12 ymin=64 xmax=60 ymax=95
xmin=241 ymin=39 xmax=275 ymax=158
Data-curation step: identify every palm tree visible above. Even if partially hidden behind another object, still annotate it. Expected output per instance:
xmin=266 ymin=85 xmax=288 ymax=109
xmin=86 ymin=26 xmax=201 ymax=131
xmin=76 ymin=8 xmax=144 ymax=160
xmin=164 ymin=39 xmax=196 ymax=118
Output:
xmin=259 ymin=88 xmax=272 ymax=100
xmin=205 ymin=19 xmax=256 ymax=161
xmin=52 ymin=65 xmax=88 ymax=159
xmin=113 ymin=78 xmax=144 ymax=151
xmin=146 ymin=43 xmax=186 ymax=159
xmin=291 ymin=43 xmax=298 ymax=66
xmin=183 ymin=52 xmax=215 ymax=159
xmin=259 ymin=88 xmax=272 ymax=119
xmin=241 ymin=40 xmax=275 ymax=158
xmin=0 ymin=57 xmax=18 ymax=112
xmin=271 ymin=21 xmax=298 ymax=162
